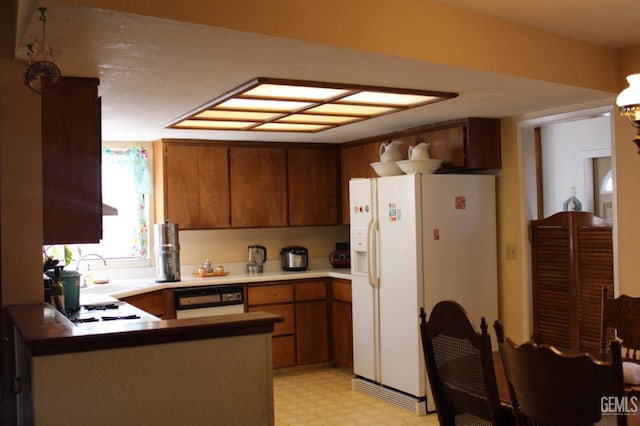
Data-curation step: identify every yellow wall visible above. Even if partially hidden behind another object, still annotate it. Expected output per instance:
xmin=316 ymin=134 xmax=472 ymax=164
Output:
xmin=0 ymin=57 xmax=44 ymax=306
xmin=495 ymin=117 xmax=529 ymax=340
xmin=614 ymin=49 xmax=640 ymax=296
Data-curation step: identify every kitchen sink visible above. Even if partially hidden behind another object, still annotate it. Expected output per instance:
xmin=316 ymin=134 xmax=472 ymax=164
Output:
xmin=81 ymin=281 xmax=159 ymax=296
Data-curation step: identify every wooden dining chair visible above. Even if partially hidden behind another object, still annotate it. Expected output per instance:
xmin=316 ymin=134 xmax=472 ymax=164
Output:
xmin=420 ymin=302 xmax=514 ymax=426
xmin=601 ymin=286 xmax=640 ymax=362
xmin=495 ymin=320 xmax=627 ymax=426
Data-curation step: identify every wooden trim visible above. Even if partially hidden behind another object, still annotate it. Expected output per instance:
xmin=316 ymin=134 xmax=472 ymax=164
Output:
xmin=159 ymin=138 xmax=340 ymax=150
xmin=534 ymin=127 xmax=544 ymax=219
xmin=340 ymin=117 xmax=498 ymax=148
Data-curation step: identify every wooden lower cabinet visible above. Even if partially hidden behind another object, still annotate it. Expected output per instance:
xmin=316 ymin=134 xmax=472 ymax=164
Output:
xmin=296 ymin=300 xmax=329 ymax=364
xmin=121 ymin=289 xmax=176 ymax=319
xmin=247 ymin=279 xmax=330 ymax=368
xmin=272 ymin=336 xmax=296 ymax=368
xmin=248 ymin=302 xmax=296 ymax=368
xmin=247 ymin=282 xmax=296 ymax=368
xmin=331 ymin=279 xmax=353 ymax=368
xmin=295 ymin=280 xmax=329 ymax=365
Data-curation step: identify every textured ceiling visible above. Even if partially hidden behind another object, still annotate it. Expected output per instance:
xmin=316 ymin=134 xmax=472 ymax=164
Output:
xmin=15 ymin=0 xmax=636 ymax=143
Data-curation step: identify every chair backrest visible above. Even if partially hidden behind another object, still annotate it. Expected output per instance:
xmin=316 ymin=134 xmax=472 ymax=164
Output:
xmin=601 ymin=286 xmax=640 ymax=361
xmin=420 ymin=301 xmax=509 ymax=426
xmin=495 ymin=320 xmax=627 ymax=426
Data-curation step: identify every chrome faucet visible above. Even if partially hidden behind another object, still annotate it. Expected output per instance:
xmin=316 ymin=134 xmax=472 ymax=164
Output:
xmin=76 ymin=254 xmax=107 ymax=286
xmin=76 ymin=253 xmax=107 ymax=271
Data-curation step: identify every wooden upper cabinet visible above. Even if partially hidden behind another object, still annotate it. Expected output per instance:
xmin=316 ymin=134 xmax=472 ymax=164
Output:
xmin=338 ymin=118 xmax=501 ymax=223
xmin=42 ymin=77 xmax=102 ymax=244
xmin=426 ymin=118 xmax=501 ymax=171
xmin=339 ymin=143 xmax=379 ymax=224
xmin=230 ymin=146 xmax=287 ymax=228
xmin=162 ymin=142 xmax=230 ymax=230
xmin=288 ymin=147 xmax=339 ymax=226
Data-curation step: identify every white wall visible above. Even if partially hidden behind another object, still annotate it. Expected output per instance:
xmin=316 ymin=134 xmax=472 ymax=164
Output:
xmin=541 ymin=115 xmax=611 ymax=217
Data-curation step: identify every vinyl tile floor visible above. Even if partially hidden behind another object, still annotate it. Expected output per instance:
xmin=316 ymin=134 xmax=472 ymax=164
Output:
xmin=273 ymin=365 xmax=440 ymax=425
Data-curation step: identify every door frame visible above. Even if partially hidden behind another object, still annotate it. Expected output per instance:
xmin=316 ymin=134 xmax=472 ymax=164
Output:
xmin=517 ymin=103 xmax=616 ymax=339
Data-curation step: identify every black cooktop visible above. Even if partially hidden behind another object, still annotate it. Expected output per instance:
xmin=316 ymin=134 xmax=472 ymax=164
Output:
xmin=67 ymin=302 xmax=152 ymax=325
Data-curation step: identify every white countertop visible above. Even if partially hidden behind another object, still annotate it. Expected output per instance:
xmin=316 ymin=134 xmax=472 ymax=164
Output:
xmin=79 ymin=259 xmax=351 ymax=303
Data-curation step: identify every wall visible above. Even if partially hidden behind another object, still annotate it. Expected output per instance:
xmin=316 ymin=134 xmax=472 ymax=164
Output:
xmin=0 ymin=58 xmax=43 ymax=306
xmin=31 ymin=334 xmax=274 ymax=425
xmin=540 ymin=115 xmax=611 ymax=217
xmin=179 ymin=226 xmax=348 ymax=266
xmin=496 ymin=117 xmax=530 ymax=341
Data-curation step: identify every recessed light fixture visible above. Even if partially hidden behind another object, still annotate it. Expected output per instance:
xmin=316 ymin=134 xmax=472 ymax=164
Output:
xmin=166 ymin=77 xmax=458 ymax=133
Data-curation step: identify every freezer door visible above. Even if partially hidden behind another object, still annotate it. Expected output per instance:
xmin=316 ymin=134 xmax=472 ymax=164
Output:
xmin=349 ymin=179 xmax=376 ymax=279
xmin=377 ymin=175 xmax=426 ymax=397
xmin=349 ymin=178 xmax=380 ymax=382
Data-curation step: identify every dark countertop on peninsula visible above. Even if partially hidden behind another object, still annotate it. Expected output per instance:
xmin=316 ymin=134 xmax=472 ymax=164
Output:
xmin=7 ymin=303 xmax=282 ymax=356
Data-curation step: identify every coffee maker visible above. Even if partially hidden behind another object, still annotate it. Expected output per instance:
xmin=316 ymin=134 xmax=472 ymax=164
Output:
xmin=247 ymin=244 xmax=267 ymax=274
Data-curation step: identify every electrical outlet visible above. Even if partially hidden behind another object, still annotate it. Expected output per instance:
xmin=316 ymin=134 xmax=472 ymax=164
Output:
xmin=506 ymin=244 xmax=517 ymax=260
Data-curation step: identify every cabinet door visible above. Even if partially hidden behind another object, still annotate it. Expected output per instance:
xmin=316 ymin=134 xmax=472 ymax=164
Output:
xmin=295 ymin=300 xmax=329 ymax=364
xmin=339 ymin=143 xmax=379 ymax=224
xmin=427 ymin=126 xmax=465 ymax=168
xmin=331 ymin=279 xmax=352 ymax=368
xmin=164 ymin=143 xmax=229 ymax=229
xmin=230 ymin=147 xmax=287 ymax=227
xmin=288 ymin=147 xmax=339 ymax=226
xmin=121 ymin=289 xmax=175 ymax=319
xmin=332 ymin=300 xmax=353 ymax=368
xmin=42 ymin=77 xmax=102 ymax=244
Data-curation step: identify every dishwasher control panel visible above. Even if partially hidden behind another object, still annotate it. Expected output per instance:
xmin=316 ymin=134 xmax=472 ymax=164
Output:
xmin=175 ymin=284 xmax=244 ymax=311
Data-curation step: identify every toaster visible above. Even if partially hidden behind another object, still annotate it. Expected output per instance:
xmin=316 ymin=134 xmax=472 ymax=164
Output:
xmin=280 ymin=246 xmax=308 ymax=271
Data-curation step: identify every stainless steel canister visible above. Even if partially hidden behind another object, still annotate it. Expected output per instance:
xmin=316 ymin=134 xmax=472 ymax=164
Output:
xmin=155 ymin=221 xmax=181 ymax=282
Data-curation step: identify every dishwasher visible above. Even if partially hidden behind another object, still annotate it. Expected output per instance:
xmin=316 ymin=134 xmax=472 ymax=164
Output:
xmin=174 ymin=284 xmax=244 ymax=319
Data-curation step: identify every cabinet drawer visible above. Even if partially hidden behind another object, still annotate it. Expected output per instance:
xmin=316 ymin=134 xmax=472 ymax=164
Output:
xmin=248 ymin=284 xmax=293 ymax=305
xmin=332 ymin=279 xmax=351 ymax=303
xmin=295 ymin=280 xmax=327 ymax=301
xmin=249 ymin=304 xmax=294 ymax=336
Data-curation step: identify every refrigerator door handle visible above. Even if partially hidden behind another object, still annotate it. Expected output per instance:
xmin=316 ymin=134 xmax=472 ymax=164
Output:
xmin=367 ymin=219 xmax=379 ymax=288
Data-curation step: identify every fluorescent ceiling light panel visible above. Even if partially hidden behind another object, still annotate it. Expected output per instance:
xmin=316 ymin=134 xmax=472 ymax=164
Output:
xmin=173 ymin=120 xmax=257 ymax=130
xmin=166 ymin=77 xmax=458 ymax=133
xmin=254 ymin=122 xmax=331 ymax=132
xmin=339 ymin=91 xmax=439 ymax=106
xmin=216 ymin=98 xmax=313 ymax=112
xmin=243 ymin=84 xmax=350 ymax=101
xmin=279 ymin=114 xmax=363 ymax=124
xmin=305 ymin=104 xmax=397 ymax=116
xmin=195 ymin=110 xmax=280 ymax=121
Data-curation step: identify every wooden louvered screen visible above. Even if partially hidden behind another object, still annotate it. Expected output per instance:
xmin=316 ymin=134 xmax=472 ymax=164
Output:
xmin=530 ymin=212 xmax=613 ymax=354
xmin=576 ymin=225 xmax=614 ymax=353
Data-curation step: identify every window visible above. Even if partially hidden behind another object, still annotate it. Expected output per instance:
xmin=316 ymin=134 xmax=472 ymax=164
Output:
xmin=46 ymin=146 xmax=152 ymax=266
xmin=600 ymin=170 xmax=613 ymax=194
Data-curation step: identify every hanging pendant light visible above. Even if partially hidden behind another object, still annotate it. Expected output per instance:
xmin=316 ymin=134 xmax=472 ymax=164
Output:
xmin=616 ymin=73 xmax=640 ymax=152
xmin=23 ymin=7 xmax=61 ymax=94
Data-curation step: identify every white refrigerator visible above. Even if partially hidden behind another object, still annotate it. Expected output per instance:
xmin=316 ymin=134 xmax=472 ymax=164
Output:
xmin=349 ymin=173 xmax=498 ymax=415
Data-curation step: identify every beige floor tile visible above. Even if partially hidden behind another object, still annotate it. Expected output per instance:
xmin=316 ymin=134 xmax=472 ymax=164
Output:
xmin=273 ymin=366 xmax=439 ymax=425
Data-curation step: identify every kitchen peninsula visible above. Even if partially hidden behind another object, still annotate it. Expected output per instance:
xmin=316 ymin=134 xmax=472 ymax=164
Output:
xmin=7 ymin=303 xmax=282 ymax=425
xmin=7 ymin=262 xmax=351 ymax=425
